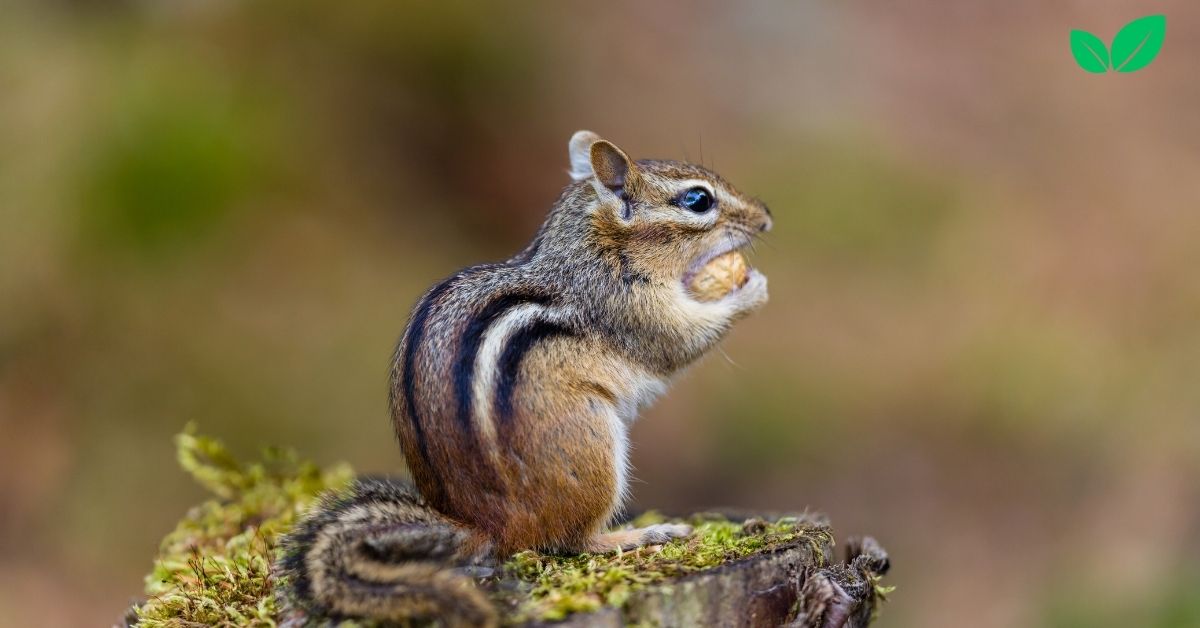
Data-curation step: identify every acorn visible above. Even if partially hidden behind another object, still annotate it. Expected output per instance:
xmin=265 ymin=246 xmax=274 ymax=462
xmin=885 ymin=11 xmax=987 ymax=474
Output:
xmin=688 ymin=251 xmax=749 ymax=301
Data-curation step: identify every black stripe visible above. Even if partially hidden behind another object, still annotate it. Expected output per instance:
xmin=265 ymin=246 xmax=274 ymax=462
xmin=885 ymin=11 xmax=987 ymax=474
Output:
xmin=494 ymin=320 xmax=576 ymax=426
xmin=398 ymin=278 xmax=455 ymax=496
xmin=453 ymin=292 xmax=555 ymax=434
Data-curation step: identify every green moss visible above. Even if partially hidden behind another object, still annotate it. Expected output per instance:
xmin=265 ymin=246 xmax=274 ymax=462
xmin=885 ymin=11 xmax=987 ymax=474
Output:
xmin=132 ymin=429 xmax=830 ymax=626
xmin=498 ymin=513 xmax=832 ymax=624
xmin=133 ymin=424 xmax=353 ymax=627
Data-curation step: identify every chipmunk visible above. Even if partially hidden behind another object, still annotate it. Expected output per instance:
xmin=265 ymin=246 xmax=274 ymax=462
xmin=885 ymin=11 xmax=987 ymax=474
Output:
xmin=279 ymin=131 xmax=772 ymax=626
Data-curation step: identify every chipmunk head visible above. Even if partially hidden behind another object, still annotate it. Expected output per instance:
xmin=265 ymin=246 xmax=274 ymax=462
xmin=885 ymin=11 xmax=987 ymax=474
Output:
xmin=563 ymin=130 xmax=771 ymax=325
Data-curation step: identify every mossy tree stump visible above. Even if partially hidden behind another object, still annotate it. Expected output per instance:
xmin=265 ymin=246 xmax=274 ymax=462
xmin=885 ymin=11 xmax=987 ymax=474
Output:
xmin=496 ymin=513 xmax=890 ymax=628
xmin=128 ymin=429 xmax=891 ymax=627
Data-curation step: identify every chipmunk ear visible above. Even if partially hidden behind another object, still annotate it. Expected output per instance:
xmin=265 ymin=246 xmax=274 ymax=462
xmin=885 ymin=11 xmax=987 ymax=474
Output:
xmin=589 ymin=140 xmax=637 ymax=194
xmin=567 ymin=130 xmax=641 ymax=191
xmin=568 ymin=130 xmax=640 ymax=219
xmin=568 ymin=130 xmax=601 ymax=181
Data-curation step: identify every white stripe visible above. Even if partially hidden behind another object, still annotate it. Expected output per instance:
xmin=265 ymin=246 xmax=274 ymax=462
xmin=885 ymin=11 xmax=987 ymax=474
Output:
xmin=470 ymin=303 xmax=549 ymax=450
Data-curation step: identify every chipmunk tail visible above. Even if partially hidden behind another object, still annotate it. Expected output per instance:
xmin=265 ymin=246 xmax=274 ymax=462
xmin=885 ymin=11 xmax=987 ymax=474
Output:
xmin=277 ymin=477 xmax=497 ymax=627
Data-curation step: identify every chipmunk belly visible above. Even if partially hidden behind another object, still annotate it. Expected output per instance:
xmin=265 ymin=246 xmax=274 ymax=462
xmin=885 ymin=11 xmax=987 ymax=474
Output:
xmin=606 ymin=370 xmax=668 ymax=515
xmin=485 ymin=333 xmax=622 ymax=552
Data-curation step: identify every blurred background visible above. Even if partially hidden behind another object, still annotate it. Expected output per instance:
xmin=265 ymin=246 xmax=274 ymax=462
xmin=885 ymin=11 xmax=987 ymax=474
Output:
xmin=2 ymin=1 xmax=1199 ymax=626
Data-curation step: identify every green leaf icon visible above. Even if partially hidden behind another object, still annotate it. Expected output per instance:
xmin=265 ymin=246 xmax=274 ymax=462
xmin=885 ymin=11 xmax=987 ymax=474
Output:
xmin=1111 ymin=15 xmax=1166 ymax=72
xmin=1070 ymin=29 xmax=1110 ymax=73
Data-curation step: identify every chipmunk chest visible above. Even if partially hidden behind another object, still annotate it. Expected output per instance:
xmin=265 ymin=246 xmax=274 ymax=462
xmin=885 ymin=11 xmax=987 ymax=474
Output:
xmin=612 ymin=373 xmax=668 ymax=425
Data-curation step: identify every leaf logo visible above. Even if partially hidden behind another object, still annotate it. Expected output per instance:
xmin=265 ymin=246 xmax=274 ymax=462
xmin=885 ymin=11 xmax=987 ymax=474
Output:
xmin=1071 ymin=15 xmax=1166 ymax=73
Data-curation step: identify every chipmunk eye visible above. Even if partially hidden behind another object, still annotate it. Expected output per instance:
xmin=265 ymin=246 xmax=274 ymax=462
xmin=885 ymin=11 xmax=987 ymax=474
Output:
xmin=677 ymin=187 xmax=714 ymax=213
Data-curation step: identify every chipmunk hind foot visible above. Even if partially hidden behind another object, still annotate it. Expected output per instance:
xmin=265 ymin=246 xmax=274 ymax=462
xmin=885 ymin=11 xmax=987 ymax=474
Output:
xmin=585 ymin=523 xmax=694 ymax=553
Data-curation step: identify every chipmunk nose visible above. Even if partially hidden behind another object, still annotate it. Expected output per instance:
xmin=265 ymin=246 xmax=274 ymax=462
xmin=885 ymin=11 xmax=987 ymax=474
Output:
xmin=757 ymin=203 xmax=773 ymax=232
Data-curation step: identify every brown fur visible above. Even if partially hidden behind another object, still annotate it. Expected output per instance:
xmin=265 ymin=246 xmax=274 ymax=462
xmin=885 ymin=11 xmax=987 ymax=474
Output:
xmin=280 ymin=131 xmax=772 ymax=623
